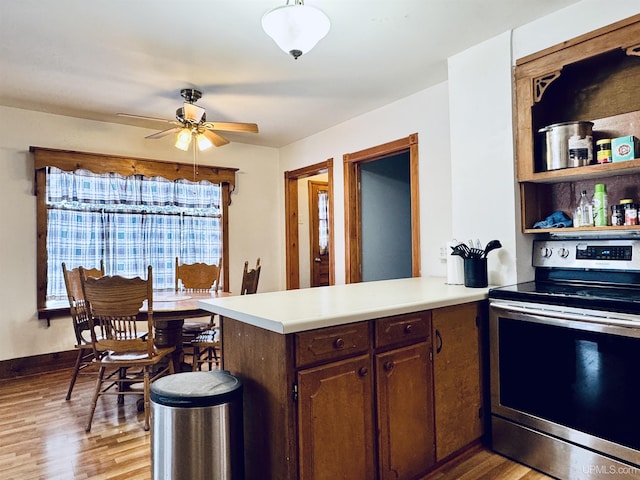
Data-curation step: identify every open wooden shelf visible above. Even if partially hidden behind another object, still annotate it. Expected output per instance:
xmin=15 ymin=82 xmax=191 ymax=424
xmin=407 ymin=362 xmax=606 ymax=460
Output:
xmin=514 ymin=15 xmax=640 ymax=234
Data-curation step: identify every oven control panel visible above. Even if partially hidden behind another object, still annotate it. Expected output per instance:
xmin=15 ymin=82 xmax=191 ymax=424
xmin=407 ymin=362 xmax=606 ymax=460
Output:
xmin=533 ymin=239 xmax=640 ymax=270
xmin=575 ymin=245 xmax=632 ymax=261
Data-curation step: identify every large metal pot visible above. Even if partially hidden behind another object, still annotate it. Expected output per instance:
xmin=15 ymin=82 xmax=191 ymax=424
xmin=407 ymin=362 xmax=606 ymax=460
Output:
xmin=538 ymin=121 xmax=594 ymax=170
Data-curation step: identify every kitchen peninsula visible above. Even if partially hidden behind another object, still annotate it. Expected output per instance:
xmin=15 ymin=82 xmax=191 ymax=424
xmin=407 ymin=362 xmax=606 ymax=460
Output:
xmin=198 ymin=277 xmax=490 ymax=480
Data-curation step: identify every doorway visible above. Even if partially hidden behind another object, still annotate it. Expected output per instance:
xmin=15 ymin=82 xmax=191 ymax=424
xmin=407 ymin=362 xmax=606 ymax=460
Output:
xmin=284 ymin=160 xmax=334 ymax=290
xmin=308 ymin=180 xmax=330 ymax=287
xmin=343 ymin=134 xmax=420 ymax=284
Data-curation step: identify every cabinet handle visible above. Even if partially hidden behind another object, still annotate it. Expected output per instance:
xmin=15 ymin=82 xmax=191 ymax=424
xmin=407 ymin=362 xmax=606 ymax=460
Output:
xmin=384 ymin=361 xmax=395 ymax=372
xmin=404 ymin=323 xmax=413 ymax=334
xmin=435 ymin=329 xmax=443 ymax=354
xmin=333 ymin=337 xmax=345 ymax=349
xmin=358 ymin=366 xmax=369 ymax=377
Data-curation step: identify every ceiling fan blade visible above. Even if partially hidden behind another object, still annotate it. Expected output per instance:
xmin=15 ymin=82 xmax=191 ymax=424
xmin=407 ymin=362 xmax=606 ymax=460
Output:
xmin=202 ymin=121 xmax=259 ymax=133
xmin=202 ymin=129 xmax=230 ymax=147
xmin=183 ymin=103 xmax=206 ymax=123
xmin=117 ymin=112 xmax=176 ymax=124
xmin=145 ymin=127 xmax=182 ymax=139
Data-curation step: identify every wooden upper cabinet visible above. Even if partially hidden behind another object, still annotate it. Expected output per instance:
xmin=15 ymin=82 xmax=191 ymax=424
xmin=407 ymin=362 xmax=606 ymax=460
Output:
xmin=514 ymin=15 xmax=640 ymax=233
xmin=432 ymin=302 xmax=483 ymax=462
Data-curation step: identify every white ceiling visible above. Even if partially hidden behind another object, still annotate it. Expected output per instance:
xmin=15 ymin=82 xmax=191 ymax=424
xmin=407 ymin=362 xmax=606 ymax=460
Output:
xmin=0 ymin=0 xmax=579 ymax=148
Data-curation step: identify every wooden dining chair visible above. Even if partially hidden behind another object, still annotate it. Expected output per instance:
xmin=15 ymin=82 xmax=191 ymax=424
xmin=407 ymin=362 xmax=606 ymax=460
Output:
xmin=191 ymin=258 xmax=261 ymax=371
xmin=240 ymin=258 xmax=261 ymax=295
xmin=61 ymin=261 xmax=104 ymax=401
xmin=175 ymin=257 xmax=222 ymax=365
xmin=81 ymin=266 xmax=175 ymax=432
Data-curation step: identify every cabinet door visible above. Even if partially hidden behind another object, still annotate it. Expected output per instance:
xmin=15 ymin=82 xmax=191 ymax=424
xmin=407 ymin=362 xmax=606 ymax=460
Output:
xmin=376 ymin=342 xmax=435 ymax=480
xmin=297 ymin=354 xmax=375 ymax=480
xmin=432 ymin=302 xmax=483 ymax=461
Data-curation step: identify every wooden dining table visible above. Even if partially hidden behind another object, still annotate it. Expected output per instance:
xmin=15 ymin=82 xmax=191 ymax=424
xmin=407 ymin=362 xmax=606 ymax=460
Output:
xmin=149 ymin=290 xmax=231 ymax=369
xmin=44 ymin=290 xmax=229 ymax=368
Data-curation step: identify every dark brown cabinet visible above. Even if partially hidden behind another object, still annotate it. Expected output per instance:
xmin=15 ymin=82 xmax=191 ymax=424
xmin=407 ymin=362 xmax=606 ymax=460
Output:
xmin=297 ymin=312 xmax=435 ymax=480
xmin=375 ymin=342 xmax=435 ymax=479
xmin=221 ymin=302 xmax=484 ymax=480
xmin=515 ymin=14 xmax=640 ymax=233
xmin=432 ymin=302 xmax=484 ymax=461
xmin=297 ymin=354 xmax=375 ymax=480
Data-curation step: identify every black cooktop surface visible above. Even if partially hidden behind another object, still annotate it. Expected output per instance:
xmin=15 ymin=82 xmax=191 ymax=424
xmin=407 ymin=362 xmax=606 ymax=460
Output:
xmin=489 ymin=281 xmax=640 ymax=315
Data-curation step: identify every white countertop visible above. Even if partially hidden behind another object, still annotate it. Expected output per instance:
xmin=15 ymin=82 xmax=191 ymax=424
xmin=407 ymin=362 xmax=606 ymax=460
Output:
xmin=197 ymin=276 xmax=489 ymax=334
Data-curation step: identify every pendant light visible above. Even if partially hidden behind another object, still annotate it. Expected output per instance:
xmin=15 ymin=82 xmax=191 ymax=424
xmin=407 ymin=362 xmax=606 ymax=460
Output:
xmin=262 ymin=0 xmax=330 ymax=59
xmin=174 ymin=128 xmax=213 ymax=152
xmin=174 ymin=128 xmax=192 ymax=151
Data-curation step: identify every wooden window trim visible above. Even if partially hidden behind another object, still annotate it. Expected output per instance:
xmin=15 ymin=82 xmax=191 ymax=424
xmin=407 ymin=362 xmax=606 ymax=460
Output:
xmin=31 ymin=147 xmax=238 ymax=317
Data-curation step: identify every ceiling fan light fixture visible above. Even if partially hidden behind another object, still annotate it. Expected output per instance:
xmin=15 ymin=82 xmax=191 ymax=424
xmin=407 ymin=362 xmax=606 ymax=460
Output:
xmin=183 ymin=103 xmax=206 ymax=123
xmin=175 ymin=128 xmax=192 ymax=151
xmin=196 ymin=132 xmax=213 ymax=151
xmin=262 ymin=0 xmax=330 ymax=59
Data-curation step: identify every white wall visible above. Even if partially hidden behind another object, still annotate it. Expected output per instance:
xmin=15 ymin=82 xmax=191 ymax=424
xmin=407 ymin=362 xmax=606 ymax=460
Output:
xmin=0 ymin=105 xmax=279 ymax=361
xmin=448 ymin=32 xmax=518 ymax=286
xmin=447 ymin=0 xmax=640 ymax=285
xmin=279 ymin=82 xmax=453 ymax=285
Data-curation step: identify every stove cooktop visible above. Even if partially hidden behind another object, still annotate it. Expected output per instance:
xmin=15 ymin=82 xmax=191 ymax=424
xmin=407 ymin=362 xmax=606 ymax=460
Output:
xmin=489 ymin=281 xmax=640 ymax=315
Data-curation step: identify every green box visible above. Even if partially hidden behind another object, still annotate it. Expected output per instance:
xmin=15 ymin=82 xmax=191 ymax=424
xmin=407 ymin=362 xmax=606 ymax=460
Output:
xmin=612 ymin=135 xmax=638 ymax=162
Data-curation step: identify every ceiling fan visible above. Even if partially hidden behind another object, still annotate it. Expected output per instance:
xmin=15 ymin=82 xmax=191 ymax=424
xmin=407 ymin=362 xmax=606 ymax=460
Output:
xmin=118 ymin=88 xmax=259 ymax=151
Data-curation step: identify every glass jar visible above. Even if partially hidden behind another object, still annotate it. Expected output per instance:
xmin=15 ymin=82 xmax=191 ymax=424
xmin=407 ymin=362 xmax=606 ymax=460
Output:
xmin=611 ymin=204 xmax=624 ymax=226
xmin=596 ymin=139 xmax=612 ymax=164
xmin=623 ymin=202 xmax=638 ymax=226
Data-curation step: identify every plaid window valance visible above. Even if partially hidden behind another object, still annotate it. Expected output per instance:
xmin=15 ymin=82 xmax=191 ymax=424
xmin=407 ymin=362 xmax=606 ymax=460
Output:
xmin=46 ymin=167 xmax=222 ymax=298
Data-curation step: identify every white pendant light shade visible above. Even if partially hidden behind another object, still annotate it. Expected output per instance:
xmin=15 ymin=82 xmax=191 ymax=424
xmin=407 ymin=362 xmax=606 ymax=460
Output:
xmin=183 ymin=103 xmax=205 ymax=123
xmin=196 ymin=133 xmax=213 ymax=151
xmin=262 ymin=1 xmax=330 ymax=59
xmin=174 ymin=128 xmax=192 ymax=151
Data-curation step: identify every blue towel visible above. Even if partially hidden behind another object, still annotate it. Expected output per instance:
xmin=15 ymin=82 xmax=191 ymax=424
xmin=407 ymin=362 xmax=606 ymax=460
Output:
xmin=533 ymin=210 xmax=573 ymax=229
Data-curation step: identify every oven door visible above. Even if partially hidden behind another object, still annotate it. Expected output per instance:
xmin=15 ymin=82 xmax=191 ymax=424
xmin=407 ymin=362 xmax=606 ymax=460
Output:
xmin=490 ymin=300 xmax=640 ymax=469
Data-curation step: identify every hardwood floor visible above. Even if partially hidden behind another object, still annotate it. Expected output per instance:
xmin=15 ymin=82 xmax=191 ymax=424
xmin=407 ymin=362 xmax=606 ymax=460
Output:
xmin=421 ymin=446 xmax=553 ymax=480
xmin=0 ymin=367 xmax=552 ymax=480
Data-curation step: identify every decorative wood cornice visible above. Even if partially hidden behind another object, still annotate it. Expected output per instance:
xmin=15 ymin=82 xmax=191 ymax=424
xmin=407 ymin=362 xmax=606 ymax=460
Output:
xmin=30 ymin=146 xmax=238 ymax=187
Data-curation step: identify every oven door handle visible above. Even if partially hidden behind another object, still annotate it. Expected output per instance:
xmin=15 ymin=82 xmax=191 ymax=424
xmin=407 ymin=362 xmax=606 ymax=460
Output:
xmin=491 ymin=301 xmax=640 ymax=329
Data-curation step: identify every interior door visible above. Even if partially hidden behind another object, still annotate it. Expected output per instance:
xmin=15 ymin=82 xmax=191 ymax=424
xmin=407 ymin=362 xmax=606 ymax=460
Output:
xmin=309 ymin=180 xmax=329 ymax=287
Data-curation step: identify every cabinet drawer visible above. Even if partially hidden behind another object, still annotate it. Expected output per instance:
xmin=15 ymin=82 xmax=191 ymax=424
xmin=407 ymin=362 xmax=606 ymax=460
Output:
xmin=375 ymin=312 xmax=430 ymax=349
xmin=295 ymin=322 xmax=370 ymax=368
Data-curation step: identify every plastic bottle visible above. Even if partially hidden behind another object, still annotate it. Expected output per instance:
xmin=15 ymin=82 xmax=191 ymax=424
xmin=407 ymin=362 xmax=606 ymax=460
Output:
xmin=577 ymin=190 xmax=593 ymax=227
xmin=593 ymin=184 xmax=608 ymax=227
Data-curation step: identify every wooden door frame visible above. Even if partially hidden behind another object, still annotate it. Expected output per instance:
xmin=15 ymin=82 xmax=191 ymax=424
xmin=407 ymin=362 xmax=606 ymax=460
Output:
xmin=343 ymin=133 xmax=420 ymax=283
xmin=284 ymin=160 xmax=335 ymax=290
xmin=308 ymin=180 xmax=329 ymax=287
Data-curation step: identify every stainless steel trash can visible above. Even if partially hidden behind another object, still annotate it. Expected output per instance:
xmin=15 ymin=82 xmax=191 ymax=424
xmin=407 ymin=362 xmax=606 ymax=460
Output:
xmin=151 ymin=370 xmax=243 ymax=480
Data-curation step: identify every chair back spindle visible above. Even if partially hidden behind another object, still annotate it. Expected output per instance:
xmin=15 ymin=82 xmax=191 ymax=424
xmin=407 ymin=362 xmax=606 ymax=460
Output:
xmin=81 ymin=265 xmax=154 ymax=358
xmin=62 ymin=261 xmax=105 ymax=345
xmin=175 ymin=257 xmax=222 ymax=292
xmin=240 ymin=258 xmax=261 ymax=295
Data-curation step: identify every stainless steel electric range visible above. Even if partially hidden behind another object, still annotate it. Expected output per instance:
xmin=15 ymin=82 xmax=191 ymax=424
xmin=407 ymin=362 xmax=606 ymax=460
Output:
xmin=489 ymin=238 xmax=640 ymax=480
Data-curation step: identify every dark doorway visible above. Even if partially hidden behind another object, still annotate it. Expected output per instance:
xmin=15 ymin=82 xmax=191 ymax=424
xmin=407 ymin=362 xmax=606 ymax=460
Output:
xmin=360 ymin=153 xmax=412 ymax=281
xmin=343 ymin=133 xmax=420 ymax=284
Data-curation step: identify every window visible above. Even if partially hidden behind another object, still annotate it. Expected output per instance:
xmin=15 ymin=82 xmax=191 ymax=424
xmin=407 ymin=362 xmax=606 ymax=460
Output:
xmin=46 ymin=167 xmax=222 ymax=298
xmin=32 ymin=147 xmax=238 ymax=312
